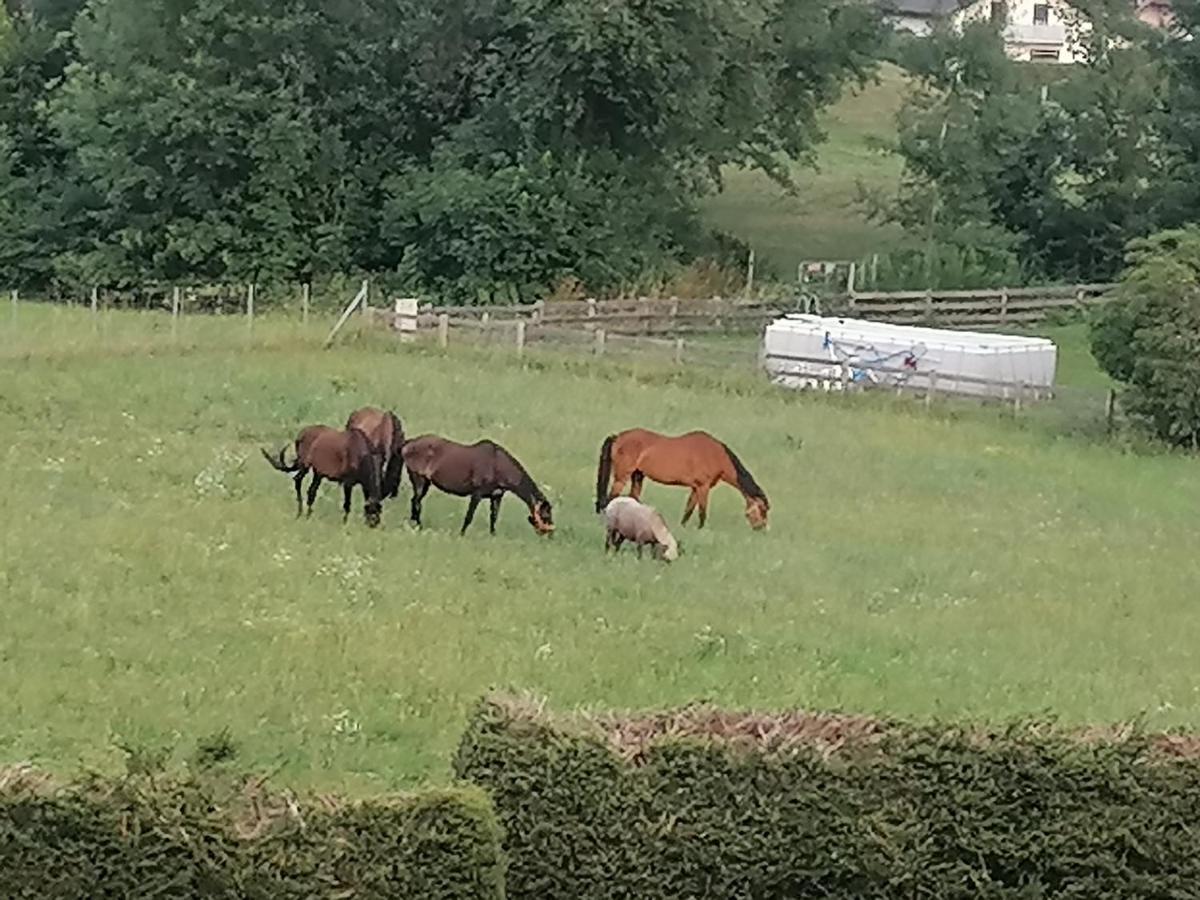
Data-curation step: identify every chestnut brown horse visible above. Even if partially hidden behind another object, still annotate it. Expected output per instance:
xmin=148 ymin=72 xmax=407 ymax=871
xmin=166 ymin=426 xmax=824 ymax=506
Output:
xmin=346 ymin=406 xmax=406 ymax=499
xmin=595 ymin=428 xmax=769 ymax=530
xmin=402 ymin=435 xmax=554 ymax=536
xmin=262 ymin=425 xmax=383 ymax=527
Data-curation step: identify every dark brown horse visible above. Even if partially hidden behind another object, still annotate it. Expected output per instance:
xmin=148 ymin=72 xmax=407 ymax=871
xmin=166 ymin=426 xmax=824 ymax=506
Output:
xmin=402 ymin=435 xmax=554 ymax=536
xmin=346 ymin=406 xmax=406 ymax=499
xmin=595 ymin=428 xmax=769 ymax=530
xmin=262 ymin=426 xmax=383 ymax=527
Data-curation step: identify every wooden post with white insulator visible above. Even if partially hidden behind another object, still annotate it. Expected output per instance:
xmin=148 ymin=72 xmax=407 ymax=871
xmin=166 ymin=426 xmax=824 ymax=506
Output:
xmin=393 ymin=297 xmax=419 ymax=343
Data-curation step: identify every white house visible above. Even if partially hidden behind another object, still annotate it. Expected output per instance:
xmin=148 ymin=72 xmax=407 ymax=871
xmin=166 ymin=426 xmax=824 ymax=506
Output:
xmin=882 ymin=0 xmax=1093 ymax=63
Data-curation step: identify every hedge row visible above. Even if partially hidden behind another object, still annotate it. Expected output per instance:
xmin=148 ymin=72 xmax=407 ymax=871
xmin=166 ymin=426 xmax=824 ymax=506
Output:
xmin=455 ymin=694 xmax=1200 ymax=899
xmin=0 ymin=767 xmax=503 ymax=899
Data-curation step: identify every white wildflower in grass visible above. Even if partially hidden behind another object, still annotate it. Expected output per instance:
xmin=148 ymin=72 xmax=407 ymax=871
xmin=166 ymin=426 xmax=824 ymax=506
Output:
xmin=316 ymin=554 xmax=374 ymax=601
xmin=41 ymin=457 xmax=66 ymax=473
xmin=271 ymin=548 xmax=293 ymax=567
xmin=194 ymin=448 xmax=246 ymax=497
xmin=534 ymin=643 xmax=553 ymax=661
xmin=329 ymin=710 xmax=362 ymax=736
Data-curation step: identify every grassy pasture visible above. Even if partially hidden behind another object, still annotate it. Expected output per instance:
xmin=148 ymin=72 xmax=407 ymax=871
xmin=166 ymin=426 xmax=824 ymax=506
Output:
xmin=702 ymin=63 xmax=909 ymax=277
xmin=2 ymin=305 xmax=1199 ymax=793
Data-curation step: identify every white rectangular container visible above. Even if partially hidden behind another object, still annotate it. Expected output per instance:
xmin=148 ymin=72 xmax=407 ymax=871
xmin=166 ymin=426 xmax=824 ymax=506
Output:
xmin=762 ymin=314 xmax=1057 ymax=399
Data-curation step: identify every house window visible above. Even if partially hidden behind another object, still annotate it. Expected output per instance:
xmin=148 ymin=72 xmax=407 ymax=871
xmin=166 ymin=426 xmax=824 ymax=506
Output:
xmin=990 ymin=1 xmax=1007 ymax=22
xmin=1030 ymin=48 xmax=1060 ymax=61
xmin=1033 ymin=4 xmax=1050 ymax=25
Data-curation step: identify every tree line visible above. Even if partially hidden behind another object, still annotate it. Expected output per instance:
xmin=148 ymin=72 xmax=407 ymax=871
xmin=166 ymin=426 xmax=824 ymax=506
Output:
xmin=0 ymin=0 xmax=880 ymax=299
xmin=880 ymin=0 xmax=1200 ymax=285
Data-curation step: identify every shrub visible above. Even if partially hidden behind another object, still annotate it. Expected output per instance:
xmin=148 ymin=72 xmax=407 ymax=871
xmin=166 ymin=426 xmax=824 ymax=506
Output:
xmin=456 ymin=693 xmax=1200 ymax=900
xmin=1090 ymin=228 xmax=1200 ymax=447
xmin=0 ymin=767 xmax=504 ymax=899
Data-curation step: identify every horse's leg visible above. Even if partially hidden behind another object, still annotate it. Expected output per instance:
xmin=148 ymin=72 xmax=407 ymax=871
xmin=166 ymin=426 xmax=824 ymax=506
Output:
xmin=342 ymin=483 xmax=353 ymax=523
xmin=460 ymin=495 xmax=483 ymax=536
xmin=306 ymin=474 xmax=323 ymax=518
xmin=409 ymin=472 xmax=430 ymax=526
xmin=636 ymin=543 xmax=644 ymax=559
xmin=629 ymin=471 xmax=645 ymax=501
xmin=695 ymin=485 xmax=712 ymax=529
xmin=681 ymin=489 xmax=699 ymax=525
xmin=293 ymin=470 xmax=307 ymax=517
xmin=489 ymin=496 xmax=502 ymax=535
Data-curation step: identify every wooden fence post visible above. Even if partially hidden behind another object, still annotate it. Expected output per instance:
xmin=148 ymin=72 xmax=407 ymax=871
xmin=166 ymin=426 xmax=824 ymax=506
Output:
xmin=438 ymin=313 xmax=449 ymax=349
xmin=594 ymin=329 xmax=606 ymax=356
xmin=587 ymin=298 xmax=597 ymax=319
xmin=745 ymin=249 xmax=756 ymax=298
xmin=1000 ymin=287 xmax=1009 ymax=323
xmin=91 ymin=285 xmax=99 ymax=317
xmin=846 ymin=262 xmax=857 ymax=308
xmin=246 ymin=283 xmax=255 ymax=334
xmin=301 ymin=283 xmax=310 ymax=325
xmin=9 ymin=288 xmax=16 ymax=327
xmin=926 ymin=372 xmax=938 ymax=409
xmin=516 ymin=320 xmax=526 ymax=357
xmin=1105 ymin=388 xmax=1117 ymax=435
xmin=924 ymin=288 xmax=934 ymax=322
xmin=871 ymin=253 xmax=879 ymax=289
xmin=172 ymin=286 xmax=181 ymax=342
xmin=323 ymin=280 xmax=369 ymax=348
xmin=674 ymin=338 xmax=685 ymax=365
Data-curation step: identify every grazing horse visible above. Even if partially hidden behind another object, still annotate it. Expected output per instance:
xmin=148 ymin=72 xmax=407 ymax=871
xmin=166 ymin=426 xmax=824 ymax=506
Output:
xmin=346 ymin=406 xmax=406 ymax=499
xmin=603 ymin=497 xmax=679 ymax=562
xmin=402 ymin=435 xmax=554 ymax=536
xmin=595 ymin=428 xmax=769 ymax=530
xmin=261 ymin=426 xmax=384 ymax=527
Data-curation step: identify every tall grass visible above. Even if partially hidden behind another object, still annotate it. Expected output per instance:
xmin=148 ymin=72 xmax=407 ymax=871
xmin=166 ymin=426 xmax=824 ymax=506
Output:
xmin=1 ymin=306 xmax=1197 ymax=793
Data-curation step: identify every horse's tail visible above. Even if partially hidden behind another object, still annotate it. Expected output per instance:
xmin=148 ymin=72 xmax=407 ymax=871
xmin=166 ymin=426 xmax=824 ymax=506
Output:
xmin=261 ymin=445 xmax=298 ymax=473
xmin=721 ymin=442 xmax=768 ymax=507
xmin=595 ymin=434 xmax=616 ymax=513
xmin=384 ymin=412 xmax=407 ymax=498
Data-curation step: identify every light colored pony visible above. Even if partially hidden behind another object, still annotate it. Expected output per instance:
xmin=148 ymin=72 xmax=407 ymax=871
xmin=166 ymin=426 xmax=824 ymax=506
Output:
xmin=603 ymin=497 xmax=679 ymax=562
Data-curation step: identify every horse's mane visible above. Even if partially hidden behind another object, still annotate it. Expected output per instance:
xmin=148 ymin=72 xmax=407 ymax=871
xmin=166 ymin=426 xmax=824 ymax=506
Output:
xmin=721 ymin=442 xmax=768 ymax=507
xmin=495 ymin=444 xmax=547 ymax=504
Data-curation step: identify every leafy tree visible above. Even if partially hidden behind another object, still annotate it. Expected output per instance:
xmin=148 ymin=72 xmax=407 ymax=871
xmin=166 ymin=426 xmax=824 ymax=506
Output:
xmin=6 ymin=0 xmax=883 ymax=296
xmin=1091 ymin=228 xmax=1200 ymax=447
xmin=884 ymin=6 xmax=1163 ymax=284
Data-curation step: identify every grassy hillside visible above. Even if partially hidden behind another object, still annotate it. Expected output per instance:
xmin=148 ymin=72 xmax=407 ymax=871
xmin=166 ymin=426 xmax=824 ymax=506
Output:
xmin=0 ymin=307 xmax=1194 ymax=794
xmin=703 ymin=64 xmax=909 ymax=280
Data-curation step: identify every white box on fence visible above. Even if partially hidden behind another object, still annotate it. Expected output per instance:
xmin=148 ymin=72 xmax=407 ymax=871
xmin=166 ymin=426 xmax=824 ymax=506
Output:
xmin=762 ymin=314 xmax=1057 ymax=400
xmin=393 ymin=297 xmax=419 ymax=342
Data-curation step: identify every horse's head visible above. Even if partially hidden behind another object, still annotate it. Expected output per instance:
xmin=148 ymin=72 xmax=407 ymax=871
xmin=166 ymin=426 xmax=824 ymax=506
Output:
xmin=528 ymin=498 xmax=555 ymax=536
xmin=745 ymin=496 xmax=769 ymax=531
xmin=364 ymin=499 xmax=383 ymax=529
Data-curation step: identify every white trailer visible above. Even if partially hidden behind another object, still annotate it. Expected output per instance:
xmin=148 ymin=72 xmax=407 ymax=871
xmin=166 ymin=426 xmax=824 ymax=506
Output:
xmin=762 ymin=314 xmax=1057 ymax=400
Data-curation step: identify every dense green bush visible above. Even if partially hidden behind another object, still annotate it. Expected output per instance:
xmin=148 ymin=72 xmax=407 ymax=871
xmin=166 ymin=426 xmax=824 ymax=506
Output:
xmin=456 ymin=694 xmax=1200 ymax=900
xmin=1091 ymin=228 xmax=1200 ymax=447
xmin=0 ymin=768 xmax=504 ymax=899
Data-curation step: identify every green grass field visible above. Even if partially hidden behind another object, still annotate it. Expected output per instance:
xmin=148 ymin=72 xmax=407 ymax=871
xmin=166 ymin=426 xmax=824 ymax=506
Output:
xmin=703 ymin=64 xmax=909 ymax=278
xmin=2 ymin=305 xmax=1198 ymax=793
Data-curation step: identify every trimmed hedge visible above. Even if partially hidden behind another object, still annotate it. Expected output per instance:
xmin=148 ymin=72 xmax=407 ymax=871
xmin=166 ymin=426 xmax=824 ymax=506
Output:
xmin=455 ymin=694 xmax=1200 ymax=899
xmin=0 ymin=768 xmax=504 ymax=899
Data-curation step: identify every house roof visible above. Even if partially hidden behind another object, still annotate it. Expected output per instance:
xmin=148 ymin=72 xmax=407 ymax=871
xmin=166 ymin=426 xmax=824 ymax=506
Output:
xmin=879 ymin=0 xmax=971 ymax=17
